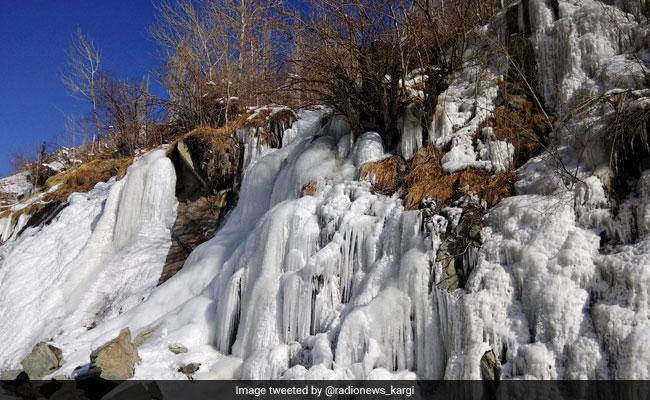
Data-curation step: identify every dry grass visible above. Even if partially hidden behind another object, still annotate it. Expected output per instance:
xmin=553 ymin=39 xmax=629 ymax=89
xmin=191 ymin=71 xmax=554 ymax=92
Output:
xmin=359 ymin=156 xmax=405 ymax=195
xmin=481 ymin=79 xmax=551 ymax=168
xmin=167 ymin=106 xmax=298 ymax=152
xmin=403 ymin=145 xmax=452 ymax=209
xmin=402 ymin=145 xmax=515 ymax=210
xmin=0 ymin=156 xmax=133 ymax=223
xmin=166 ymin=125 xmax=238 ymax=157
xmin=605 ymin=98 xmax=650 ymax=174
xmin=301 ymin=180 xmax=318 ymax=196
xmin=43 ymin=157 xmax=133 ymax=202
xmin=242 ymin=107 xmax=296 ymax=128
xmin=242 ymin=107 xmax=298 ymax=147
xmin=457 ymin=168 xmax=516 ymax=208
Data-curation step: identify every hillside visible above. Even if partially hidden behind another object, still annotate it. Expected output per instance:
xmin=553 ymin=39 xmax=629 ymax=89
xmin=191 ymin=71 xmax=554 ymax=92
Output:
xmin=1 ymin=0 xmax=649 ymax=386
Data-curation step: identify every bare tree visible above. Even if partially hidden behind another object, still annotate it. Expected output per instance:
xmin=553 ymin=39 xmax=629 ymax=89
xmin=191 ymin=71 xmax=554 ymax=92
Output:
xmin=96 ymin=72 xmax=158 ymax=156
xmin=150 ymin=0 xmax=284 ymax=130
xmin=61 ymin=113 xmax=95 ymax=160
xmin=283 ymin=0 xmax=507 ymax=147
xmin=61 ymin=27 xmax=102 ymax=154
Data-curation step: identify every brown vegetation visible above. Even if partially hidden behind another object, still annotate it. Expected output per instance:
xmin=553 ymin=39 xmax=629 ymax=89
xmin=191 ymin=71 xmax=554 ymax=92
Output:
xmin=0 ymin=156 xmax=133 ymax=226
xmin=359 ymin=156 xmax=406 ymax=196
xmin=402 ymin=145 xmax=515 ymax=211
xmin=604 ymin=93 xmax=650 ymax=176
xmin=301 ymin=180 xmax=318 ymax=197
xmin=355 ymin=143 xmax=515 ymax=211
xmin=43 ymin=156 xmax=133 ymax=201
xmin=481 ymin=77 xmax=552 ymax=168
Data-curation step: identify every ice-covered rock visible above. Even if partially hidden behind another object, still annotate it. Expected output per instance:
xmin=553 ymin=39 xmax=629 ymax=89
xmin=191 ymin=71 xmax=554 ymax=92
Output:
xmin=1 ymin=0 xmax=650 ymax=382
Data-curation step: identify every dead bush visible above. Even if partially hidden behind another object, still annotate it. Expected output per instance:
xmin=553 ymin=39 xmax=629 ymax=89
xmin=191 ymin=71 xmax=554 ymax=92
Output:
xmin=360 ymin=155 xmax=406 ymax=195
xmin=605 ymin=93 xmax=650 ymax=176
xmin=402 ymin=145 xmax=515 ymax=210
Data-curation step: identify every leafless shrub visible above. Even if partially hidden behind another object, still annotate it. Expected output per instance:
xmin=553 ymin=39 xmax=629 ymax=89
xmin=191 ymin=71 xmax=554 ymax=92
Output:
xmin=283 ymin=0 xmax=508 ymax=146
xmin=96 ymin=73 xmax=165 ymax=156
xmin=61 ymin=27 xmax=102 ymax=153
xmin=149 ymin=0 xmax=286 ymax=131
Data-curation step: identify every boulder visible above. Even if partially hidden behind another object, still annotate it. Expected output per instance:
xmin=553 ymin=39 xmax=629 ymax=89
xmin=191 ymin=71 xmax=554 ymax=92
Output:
xmin=480 ymin=350 xmax=501 ymax=381
xmin=20 ymin=342 xmax=64 ymax=379
xmin=0 ymin=369 xmax=23 ymax=380
xmin=89 ymin=328 xmax=140 ymax=380
xmin=178 ymin=363 xmax=200 ymax=380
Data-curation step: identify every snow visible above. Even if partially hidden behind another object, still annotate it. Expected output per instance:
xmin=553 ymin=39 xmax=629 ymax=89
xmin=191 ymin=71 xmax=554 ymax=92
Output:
xmin=478 ymin=139 xmax=515 ymax=173
xmin=0 ymin=172 xmax=33 ymax=200
xmin=43 ymin=161 xmax=65 ymax=173
xmin=0 ymin=149 xmax=177 ymax=370
xmin=1 ymin=0 xmax=649 ymax=383
xmin=428 ymin=41 xmax=506 ymax=173
xmin=353 ymin=132 xmax=386 ymax=167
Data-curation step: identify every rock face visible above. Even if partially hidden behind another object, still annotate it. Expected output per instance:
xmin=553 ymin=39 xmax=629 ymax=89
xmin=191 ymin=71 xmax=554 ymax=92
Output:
xmin=161 ymin=130 xmax=243 ymax=284
xmin=436 ymin=207 xmax=483 ymax=291
xmin=636 ymin=171 xmax=650 ymax=237
xmin=20 ymin=342 xmax=64 ymax=379
xmin=170 ymin=131 xmax=241 ymax=201
xmin=89 ymin=328 xmax=140 ymax=380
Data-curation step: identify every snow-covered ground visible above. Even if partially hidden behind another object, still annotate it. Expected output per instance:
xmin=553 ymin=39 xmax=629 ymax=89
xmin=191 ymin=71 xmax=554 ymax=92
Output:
xmin=0 ymin=0 xmax=649 ymax=381
xmin=0 ymin=149 xmax=177 ymax=371
xmin=0 ymin=172 xmax=32 ymax=202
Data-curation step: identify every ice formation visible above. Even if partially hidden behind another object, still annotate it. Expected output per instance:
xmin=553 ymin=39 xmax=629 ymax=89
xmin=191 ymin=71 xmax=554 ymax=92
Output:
xmin=0 ymin=0 xmax=649 ymax=382
xmin=0 ymin=149 xmax=177 ymax=370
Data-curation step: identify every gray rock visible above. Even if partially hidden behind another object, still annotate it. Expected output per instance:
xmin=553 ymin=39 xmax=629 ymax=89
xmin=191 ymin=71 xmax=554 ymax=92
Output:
xmin=89 ymin=328 xmax=140 ymax=380
xmin=178 ymin=363 xmax=200 ymax=380
xmin=168 ymin=345 xmax=188 ymax=355
xmin=436 ymin=209 xmax=483 ymax=292
xmin=0 ymin=369 xmax=23 ymax=380
xmin=20 ymin=342 xmax=63 ymax=379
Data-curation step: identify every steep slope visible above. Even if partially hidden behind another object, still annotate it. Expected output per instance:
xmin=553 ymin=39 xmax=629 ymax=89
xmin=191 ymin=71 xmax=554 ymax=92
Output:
xmin=0 ymin=150 xmax=177 ymax=370
xmin=0 ymin=0 xmax=648 ymax=381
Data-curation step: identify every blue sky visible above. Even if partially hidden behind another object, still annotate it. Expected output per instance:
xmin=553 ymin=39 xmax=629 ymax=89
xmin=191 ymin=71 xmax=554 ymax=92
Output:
xmin=0 ymin=0 xmax=165 ymax=177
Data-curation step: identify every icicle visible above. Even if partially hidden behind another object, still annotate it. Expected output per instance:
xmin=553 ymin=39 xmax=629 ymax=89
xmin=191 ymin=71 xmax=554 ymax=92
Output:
xmin=281 ymin=271 xmax=312 ymax=343
xmin=339 ymin=215 xmax=378 ymax=303
xmin=398 ymin=103 xmax=423 ymax=161
xmin=215 ymin=270 xmax=244 ymax=354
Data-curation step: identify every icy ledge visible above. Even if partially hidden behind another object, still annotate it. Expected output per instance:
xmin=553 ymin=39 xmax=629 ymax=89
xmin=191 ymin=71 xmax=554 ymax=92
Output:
xmin=0 ymin=149 xmax=177 ymax=370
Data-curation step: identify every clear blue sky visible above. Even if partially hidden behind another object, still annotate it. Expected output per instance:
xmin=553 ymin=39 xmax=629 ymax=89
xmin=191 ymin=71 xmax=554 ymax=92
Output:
xmin=0 ymin=0 xmax=165 ymax=177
